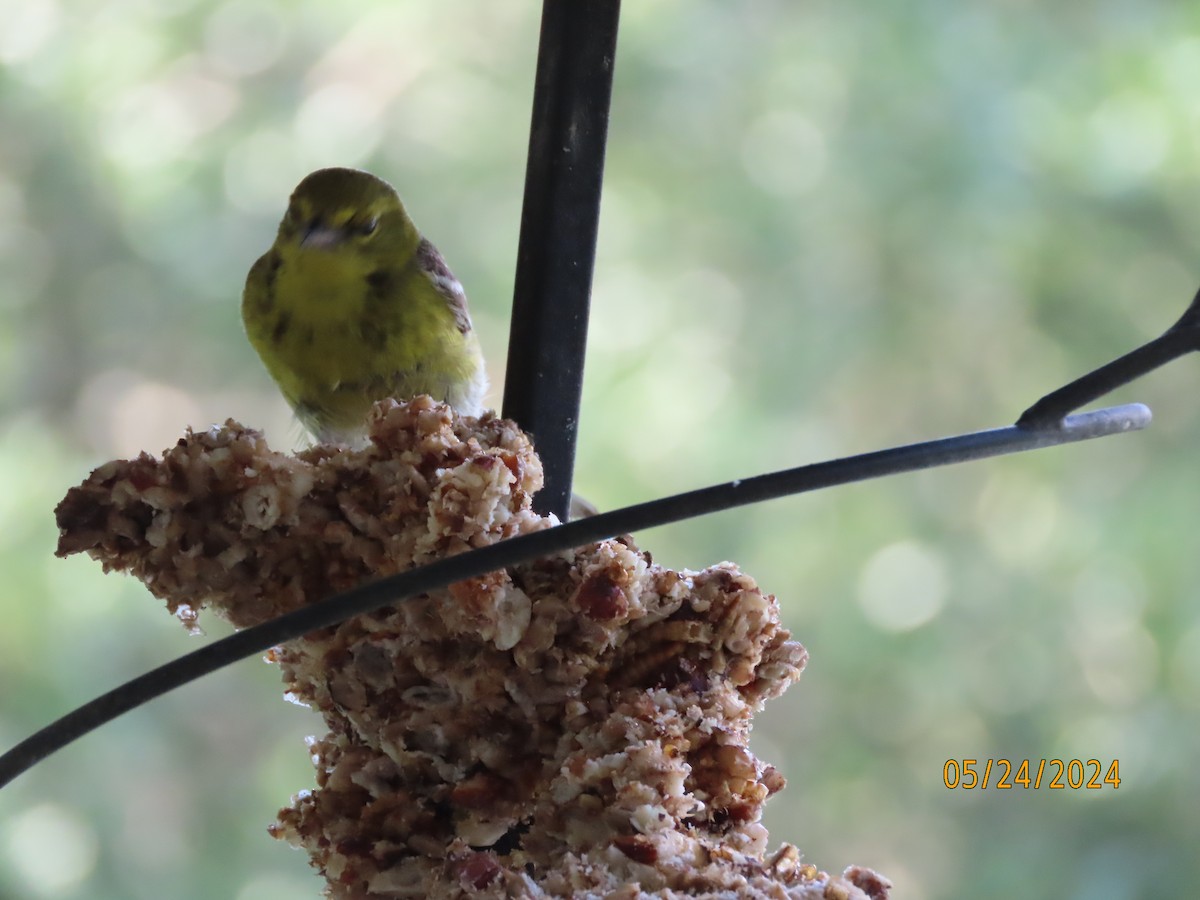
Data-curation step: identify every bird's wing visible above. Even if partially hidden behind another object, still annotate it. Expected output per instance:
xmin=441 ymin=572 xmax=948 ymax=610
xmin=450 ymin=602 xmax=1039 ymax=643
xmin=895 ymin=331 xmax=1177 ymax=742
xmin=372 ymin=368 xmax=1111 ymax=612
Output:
xmin=416 ymin=237 xmax=472 ymax=334
xmin=242 ymin=249 xmax=282 ymax=319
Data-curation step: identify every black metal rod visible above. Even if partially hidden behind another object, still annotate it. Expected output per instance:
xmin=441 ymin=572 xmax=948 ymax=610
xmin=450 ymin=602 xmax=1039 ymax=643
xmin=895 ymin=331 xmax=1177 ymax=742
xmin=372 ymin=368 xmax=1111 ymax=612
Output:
xmin=1018 ymin=286 xmax=1200 ymax=427
xmin=503 ymin=0 xmax=621 ymax=520
xmin=0 ymin=403 xmax=1149 ymax=788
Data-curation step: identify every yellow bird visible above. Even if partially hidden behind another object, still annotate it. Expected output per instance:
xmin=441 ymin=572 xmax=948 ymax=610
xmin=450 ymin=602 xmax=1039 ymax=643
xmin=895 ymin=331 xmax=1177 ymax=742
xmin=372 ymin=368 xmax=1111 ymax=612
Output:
xmin=243 ymin=167 xmax=487 ymax=442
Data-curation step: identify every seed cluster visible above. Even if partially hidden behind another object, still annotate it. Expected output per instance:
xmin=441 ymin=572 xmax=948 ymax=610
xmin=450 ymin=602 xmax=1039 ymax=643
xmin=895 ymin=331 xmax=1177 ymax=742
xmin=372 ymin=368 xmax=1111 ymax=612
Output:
xmin=56 ymin=397 xmax=889 ymax=900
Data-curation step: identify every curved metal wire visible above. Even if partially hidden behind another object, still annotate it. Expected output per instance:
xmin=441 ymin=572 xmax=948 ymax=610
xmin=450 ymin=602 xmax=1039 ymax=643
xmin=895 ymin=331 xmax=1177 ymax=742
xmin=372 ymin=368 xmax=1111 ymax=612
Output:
xmin=1018 ymin=287 xmax=1200 ymax=426
xmin=0 ymin=402 xmax=1150 ymax=789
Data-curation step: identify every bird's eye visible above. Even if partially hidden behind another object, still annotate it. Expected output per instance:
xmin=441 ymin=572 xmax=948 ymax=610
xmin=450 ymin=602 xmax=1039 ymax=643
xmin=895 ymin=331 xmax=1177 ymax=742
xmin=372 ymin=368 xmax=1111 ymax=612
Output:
xmin=358 ymin=217 xmax=379 ymax=237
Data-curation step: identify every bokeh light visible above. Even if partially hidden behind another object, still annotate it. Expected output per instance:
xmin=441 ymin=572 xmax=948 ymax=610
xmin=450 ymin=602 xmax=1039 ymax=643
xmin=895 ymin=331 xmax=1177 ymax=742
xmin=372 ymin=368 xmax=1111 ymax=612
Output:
xmin=3 ymin=2 xmax=1200 ymax=898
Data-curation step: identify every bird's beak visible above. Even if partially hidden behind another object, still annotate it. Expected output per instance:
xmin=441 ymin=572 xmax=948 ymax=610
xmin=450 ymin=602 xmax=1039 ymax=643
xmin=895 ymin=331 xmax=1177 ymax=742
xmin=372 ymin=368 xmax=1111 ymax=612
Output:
xmin=300 ymin=223 xmax=345 ymax=250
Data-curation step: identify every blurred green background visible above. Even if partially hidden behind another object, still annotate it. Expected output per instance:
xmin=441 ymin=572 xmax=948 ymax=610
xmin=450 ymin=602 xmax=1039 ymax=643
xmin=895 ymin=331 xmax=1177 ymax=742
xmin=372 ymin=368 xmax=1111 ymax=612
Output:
xmin=2 ymin=1 xmax=1199 ymax=898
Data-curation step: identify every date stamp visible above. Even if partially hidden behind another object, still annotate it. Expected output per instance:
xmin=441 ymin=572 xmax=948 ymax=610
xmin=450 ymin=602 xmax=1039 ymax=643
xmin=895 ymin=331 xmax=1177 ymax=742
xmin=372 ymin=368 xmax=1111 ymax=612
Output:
xmin=943 ymin=758 xmax=1121 ymax=790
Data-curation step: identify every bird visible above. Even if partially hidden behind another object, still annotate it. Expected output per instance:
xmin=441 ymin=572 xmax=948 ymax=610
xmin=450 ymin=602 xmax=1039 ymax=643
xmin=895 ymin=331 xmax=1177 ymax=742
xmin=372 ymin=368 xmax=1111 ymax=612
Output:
xmin=242 ymin=167 xmax=487 ymax=443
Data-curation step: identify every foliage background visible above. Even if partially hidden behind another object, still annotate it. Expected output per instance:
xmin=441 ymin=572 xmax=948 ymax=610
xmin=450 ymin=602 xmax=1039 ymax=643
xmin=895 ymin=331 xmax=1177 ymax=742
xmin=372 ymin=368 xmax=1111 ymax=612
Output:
xmin=3 ymin=2 xmax=1200 ymax=898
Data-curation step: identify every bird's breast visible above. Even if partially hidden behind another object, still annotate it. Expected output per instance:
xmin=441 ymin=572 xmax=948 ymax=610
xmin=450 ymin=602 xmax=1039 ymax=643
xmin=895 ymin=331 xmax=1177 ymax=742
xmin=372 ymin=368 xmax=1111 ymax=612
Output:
xmin=276 ymin=251 xmax=372 ymax=325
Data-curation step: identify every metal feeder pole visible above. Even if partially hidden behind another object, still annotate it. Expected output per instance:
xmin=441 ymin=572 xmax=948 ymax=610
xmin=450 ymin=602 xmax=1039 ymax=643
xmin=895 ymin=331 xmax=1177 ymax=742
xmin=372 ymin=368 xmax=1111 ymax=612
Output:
xmin=504 ymin=1 xmax=622 ymax=520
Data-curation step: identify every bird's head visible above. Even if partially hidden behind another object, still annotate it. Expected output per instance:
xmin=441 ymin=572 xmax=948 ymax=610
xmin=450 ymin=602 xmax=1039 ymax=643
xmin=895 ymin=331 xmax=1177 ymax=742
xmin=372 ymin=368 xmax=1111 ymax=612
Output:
xmin=275 ymin=168 xmax=419 ymax=265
